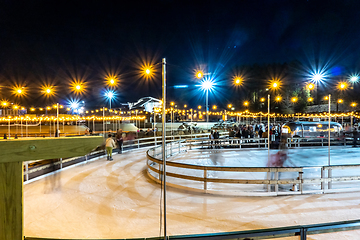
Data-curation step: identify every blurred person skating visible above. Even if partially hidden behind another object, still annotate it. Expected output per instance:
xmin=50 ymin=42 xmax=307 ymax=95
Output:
xmin=209 ymin=130 xmax=214 ymax=149
xmin=105 ymin=133 xmax=116 ymax=161
xmin=116 ymin=129 xmax=123 ymax=153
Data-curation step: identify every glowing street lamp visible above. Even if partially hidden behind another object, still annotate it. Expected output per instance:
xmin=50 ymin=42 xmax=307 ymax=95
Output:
xmin=291 ymin=97 xmax=298 ymax=103
xmin=338 ymin=99 xmax=343 ymax=104
xmin=106 ymin=75 xmax=118 ymax=87
xmin=104 ymin=90 xmax=115 ymax=109
xmin=324 ymin=96 xmax=329 ymax=101
xmin=275 ymin=96 xmax=282 ymax=102
xmin=243 ymin=101 xmax=249 ymax=107
xmin=70 ymin=80 xmax=86 ymax=95
xmin=260 ymin=98 xmax=265 ymax=102
xmin=170 ymin=102 xmax=175 ymax=106
xmin=200 ymin=79 xmax=215 ymax=123
xmin=228 ymin=104 xmax=232 ymax=109
xmin=196 ymin=71 xmax=203 ymax=79
xmin=212 ymin=105 xmax=217 ymax=110
xmin=350 ymin=75 xmax=359 ymax=83
xmin=337 ymin=82 xmax=348 ymax=91
xmin=351 ymin=102 xmax=357 ymax=107
xmin=233 ymin=76 xmax=243 ymax=86
xmin=13 ymin=86 xmax=25 ymax=97
xmin=306 ymin=83 xmax=315 ymax=90
xmin=308 ymin=97 xmax=314 ymax=102
xmin=311 ymin=73 xmax=325 ymax=104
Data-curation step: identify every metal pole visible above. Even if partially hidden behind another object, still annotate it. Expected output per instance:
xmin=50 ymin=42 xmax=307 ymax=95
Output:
xmin=57 ymin=103 xmax=59 ymax=137
xmin=21 ymin=118 xmax=23 ymax=138
xmin=268 ymin=94 xmax=270 ymax=158
xmin=8 ymin=118 xmax=10 ymax=139
xmin=161 ymin=58 xmax=167 ymax=240
xmin=328 ymin=94 xmax=331 ymax=166
xmin=154 ymin=110 xmax=156 ymax=146
xmin=103 ymin=108 xmax=105 ymax=137
xmin=93 ymin=117 xmax=95 ymax=134
xmin=190 ymin=109 xmax=193 ymax=139
xmin=206 ymin=90 xmax=209 ymax=123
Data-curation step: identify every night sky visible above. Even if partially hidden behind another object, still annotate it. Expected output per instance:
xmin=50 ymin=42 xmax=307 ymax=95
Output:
xmin=1 ymin=0 xmax=360 ymax=109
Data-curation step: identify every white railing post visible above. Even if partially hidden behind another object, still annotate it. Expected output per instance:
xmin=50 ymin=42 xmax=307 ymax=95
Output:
xmin=275 ymin=171 xmax=279 ymax=193
xmin=138 ymin=139 xmax=140 ymax=148
xmin=328 ymin=168 xmax=332 ymax=189
xmin=321 ymin=167 xmax=325 ymax=191
xmin=170 ymin=141 xmax=173 ymax=156
xmin=60 ymin=158 xmax=63 ymax=169
xmin=299 ymin=171 xmax=303 ymax=194
xmin=267 ymin=171 xmax=271 ymax=192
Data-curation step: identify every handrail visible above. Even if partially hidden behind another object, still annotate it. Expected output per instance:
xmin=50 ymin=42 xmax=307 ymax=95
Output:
xmin=25 ymin=218 xmax=360 ymax=240
xmin=146 ymin=139 xmax=360 ymax=196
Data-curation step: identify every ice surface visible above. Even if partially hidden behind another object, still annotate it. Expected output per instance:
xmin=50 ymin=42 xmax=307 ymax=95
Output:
xmin=24 ymin=147 xmax=360 ymax=239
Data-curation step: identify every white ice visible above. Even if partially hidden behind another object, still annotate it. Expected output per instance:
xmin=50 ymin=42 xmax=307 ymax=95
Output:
xmin=24 ymin=147 xmax=360 ymax=239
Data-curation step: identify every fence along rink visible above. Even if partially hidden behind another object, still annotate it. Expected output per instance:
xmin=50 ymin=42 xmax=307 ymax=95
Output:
xmin=146 ymin=139 xmax=360 ymax=196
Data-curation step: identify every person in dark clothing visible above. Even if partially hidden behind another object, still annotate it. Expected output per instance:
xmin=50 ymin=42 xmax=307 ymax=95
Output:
xmin=229 ymin=128 xmax=235 ymax=145
xmin=258 ymin=128 xmax=263 ymax=138
xmin=116 ymin=129 xmax=124 ymax=153
xmin=353 ymin=127 xmax=358 ymax=147
xmin=213 ymin=130 xmax=220 ymax=148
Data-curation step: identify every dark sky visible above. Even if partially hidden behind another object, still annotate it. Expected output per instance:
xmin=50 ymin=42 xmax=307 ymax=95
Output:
xmin=1 ymin=0 xmax=360 ymax=108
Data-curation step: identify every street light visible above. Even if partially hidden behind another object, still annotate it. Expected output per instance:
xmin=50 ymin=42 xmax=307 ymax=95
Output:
xmin=106 ymin=75 xmax=118 ymax=87
xmin=104 ymin=90 xmax=115 ymax=109
xmin=291 ymin=97 xmax=298 ymax=103
xmin=212 ymin=105 xmax=217 ymax=110
xmin=350 ymin=75 xmax=359 ymax=83
xmin=233 ymin=76 xmax=243 ymax=86
xmin=243 ymin=101 xmax=249 ymax=107
xmin=308 ymin=97 xmax=314 ymax=102
xmin=70 ymin=80 xmax=86 ymax=95
xmin=196 ymin=71 xmax=203 ymax=79
xmin=337 ymin=81 xmax=348 ymax=91
xmin=275 ymin=96 xmax=282 ymax=102
xmin=306 ymin=83 xmax=315 ymax=90
xmin=200 ymin=79 xmax=215 ymax=123
xmin=311 ymin=73 xmax=325 ymax=104
xmin=228 ymin=104 xmax=232 ymax=109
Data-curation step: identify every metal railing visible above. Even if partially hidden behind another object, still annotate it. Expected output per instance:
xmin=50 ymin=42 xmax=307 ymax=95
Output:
xmin=25 ymin=218 xmax=360 ymax=240
xmin=146 ymin=139 xmax=360 ymax=196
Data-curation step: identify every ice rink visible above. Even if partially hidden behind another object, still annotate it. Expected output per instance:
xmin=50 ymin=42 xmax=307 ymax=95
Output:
xmin=24 ymin=147 xmax=360 ymax=239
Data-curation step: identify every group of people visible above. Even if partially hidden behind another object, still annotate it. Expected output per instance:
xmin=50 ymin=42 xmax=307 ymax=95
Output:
xmin=227 ymin=123 xmax=283 ymax=140
xmin=105 ymin=129 xmax=123 ymax=161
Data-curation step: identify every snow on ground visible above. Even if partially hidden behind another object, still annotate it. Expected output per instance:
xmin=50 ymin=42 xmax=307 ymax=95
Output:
xmin=24 ymin=147 xmax=360 ymax=239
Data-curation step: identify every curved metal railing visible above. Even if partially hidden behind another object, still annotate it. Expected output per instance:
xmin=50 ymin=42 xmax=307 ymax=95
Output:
xmin=146 ymin=138 xmax=360 ymax=196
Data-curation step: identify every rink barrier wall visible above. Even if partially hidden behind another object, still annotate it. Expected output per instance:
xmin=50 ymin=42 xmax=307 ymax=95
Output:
xmin=146 ymin=139 xmax=360 ymax=196
xmin=24 ymin=218 xmax=360 ymax=240
xmin=23 ymin=132 xmax=227 ymax=183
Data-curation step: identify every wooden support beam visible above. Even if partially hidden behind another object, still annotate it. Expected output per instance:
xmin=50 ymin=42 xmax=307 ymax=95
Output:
xmin=0 ymin=136 xmax=103 ymax=240
xmin=0 ymin=161 xmax=23 ymax=240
